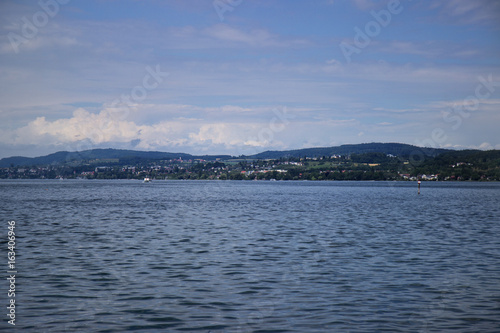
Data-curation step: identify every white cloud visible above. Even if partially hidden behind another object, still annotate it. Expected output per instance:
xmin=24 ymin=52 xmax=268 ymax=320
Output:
xmin=10 ymin=108 xmax=140 ymax=146
xmin=0 ymin=34 xmax=78 ymax=55
xmin=442 ymin=142 xmax=500 ymax=151
xmin=478 ymin=142 xmax=495 ymax=150
xmin=1 ymin=106 xmax=296 ymax=155
xmin=428 ymin=99 xmax=500 ymax=113
xmin=361 ymin=40 xmax=489 ymax=61
xmin=203 ymin=24 xmax=274 ymax=46
xmin=202 ymin=24 xmax=309 ymax=48
xmin=1 ymin=0 xmax=498 ymax=158
xmin=0 ymin=103 xmax=373 ymax=156
xmin=430 ymin=0 xmax=500 ymax=25
xmin=189 ymin=123 xmax=263 ymax=147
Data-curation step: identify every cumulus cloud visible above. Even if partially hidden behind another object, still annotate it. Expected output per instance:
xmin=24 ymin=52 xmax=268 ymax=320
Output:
xmin=477 ymin=142 xmax=497 ymax=150
xmin=1 ymin=106 xmax=297 ymax=155
xmin=190 ymin=123 xmax=246 ymax=146
xmin=4 ymin=108 xmax=180 ymax=148
xmin=430 ymin=0 xmax=500 ymax=25
xmin=1 ymin=103 xmax=373 ymax=157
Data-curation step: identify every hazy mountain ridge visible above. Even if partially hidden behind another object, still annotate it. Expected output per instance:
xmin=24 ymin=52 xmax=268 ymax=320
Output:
xmin=0 ymin=148 xmax=231 ymax=167
xmin=0 ymin=143 xmax=455 ymax=167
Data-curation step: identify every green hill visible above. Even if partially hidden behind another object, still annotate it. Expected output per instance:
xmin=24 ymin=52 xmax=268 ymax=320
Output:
xmin=245 ymin=143 xmax=451 ymax=159
xmin=414 ymin=149 xmax=500 ymax=180
xmin=0 ymin=143 xmax=453 ymax=167
xmin=0 ymin=149 xmax=230 ymax=167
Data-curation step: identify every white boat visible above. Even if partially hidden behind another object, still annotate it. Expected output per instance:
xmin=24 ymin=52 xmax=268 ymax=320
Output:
xmin=143 ymin=177 xmax=151 ymax=183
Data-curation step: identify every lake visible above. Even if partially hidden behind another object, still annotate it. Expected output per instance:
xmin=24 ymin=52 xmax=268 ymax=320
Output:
xmin=1 ymin=180 xmax=499 ymax=332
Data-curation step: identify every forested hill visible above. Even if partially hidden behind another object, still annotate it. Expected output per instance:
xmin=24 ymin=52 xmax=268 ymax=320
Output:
xmin=1 ymin=145 xmax=499 ymax=181
xmin=0 ymin=149 xmax=230 ymax=167
xmin=245 ymin=143 xmax=451 ymax=159
xmin=413 ymin=149 xmax=500 ymax=180
xmin=0 ymin=143 xmax=451 ymax=167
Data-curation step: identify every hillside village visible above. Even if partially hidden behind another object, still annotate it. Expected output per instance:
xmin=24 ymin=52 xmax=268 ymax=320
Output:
xmin=2 ymin=150 xmax=499 ymax=181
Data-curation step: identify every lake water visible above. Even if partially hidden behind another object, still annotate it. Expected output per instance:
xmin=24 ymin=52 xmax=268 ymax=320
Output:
xmin=1 ymin=180 xmax=500 ymax=332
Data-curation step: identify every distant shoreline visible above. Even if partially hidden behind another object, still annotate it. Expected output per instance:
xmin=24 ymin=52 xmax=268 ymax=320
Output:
xmin=2 ymin=178 xmax=499 ymax=182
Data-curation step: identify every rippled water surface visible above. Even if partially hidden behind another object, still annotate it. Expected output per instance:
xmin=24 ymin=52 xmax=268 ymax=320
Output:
xmin=1 ymin=180 xmax=500 ymax=332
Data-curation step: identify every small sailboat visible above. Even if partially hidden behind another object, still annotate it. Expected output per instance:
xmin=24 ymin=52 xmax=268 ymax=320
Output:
xmin=143 ymin=177 xmax=151 ymax=183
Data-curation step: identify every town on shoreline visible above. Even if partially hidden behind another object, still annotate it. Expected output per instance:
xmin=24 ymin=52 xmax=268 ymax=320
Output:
xmin=2 ymin=150 xmax=499 ymax=181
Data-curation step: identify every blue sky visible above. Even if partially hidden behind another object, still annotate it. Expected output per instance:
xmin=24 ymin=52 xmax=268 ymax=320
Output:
xmin=1 ymin=0 xmax=499 ymax=158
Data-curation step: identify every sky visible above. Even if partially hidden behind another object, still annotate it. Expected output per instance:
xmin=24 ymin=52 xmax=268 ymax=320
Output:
xmin=0 ymin=0 xmax=499 ymax=158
